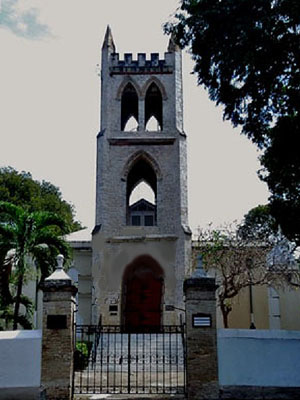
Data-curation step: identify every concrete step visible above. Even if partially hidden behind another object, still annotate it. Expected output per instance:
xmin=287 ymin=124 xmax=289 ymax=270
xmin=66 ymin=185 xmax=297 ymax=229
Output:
xmin=74 ymin=395 xmax=185 ymax=400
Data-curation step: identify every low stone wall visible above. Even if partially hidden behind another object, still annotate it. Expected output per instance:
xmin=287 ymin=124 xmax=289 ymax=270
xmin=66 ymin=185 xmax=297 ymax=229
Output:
xmin=0 ymin=329 xmax=42 ymax=399
xmin=218 ymin=329 xmax=300 ymax=387
xmin=1 ymin=327 xmax=300 ymax=399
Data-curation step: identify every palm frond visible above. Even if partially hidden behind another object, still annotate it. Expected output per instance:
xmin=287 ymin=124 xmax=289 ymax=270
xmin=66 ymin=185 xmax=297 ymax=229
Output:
xmin=34 ymin=230 xmax=70 ymax=254
xmin=0 ymin=202 xmax=23 ymax=222
xmin=32 ymin=211 xmax=71 ymax=234
xmin=0 ymin=224 xmax=16 ymax=242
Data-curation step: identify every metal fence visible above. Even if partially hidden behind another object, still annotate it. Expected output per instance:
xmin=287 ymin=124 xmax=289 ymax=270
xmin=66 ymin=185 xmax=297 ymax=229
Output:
xmin=73 ymin=325 xmax=186 ymax=395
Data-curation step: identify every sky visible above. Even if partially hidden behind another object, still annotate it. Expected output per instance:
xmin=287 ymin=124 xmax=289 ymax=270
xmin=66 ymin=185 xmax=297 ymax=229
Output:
xmin=0 ymin=0 xmax=269 ymax=235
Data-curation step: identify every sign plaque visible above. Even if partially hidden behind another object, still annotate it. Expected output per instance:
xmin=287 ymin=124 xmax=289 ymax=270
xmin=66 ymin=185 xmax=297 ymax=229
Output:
xmin=47 ymin=315 xmax=67 ymax=329
xmin=192 ymin=313 xmax=212 ymax=327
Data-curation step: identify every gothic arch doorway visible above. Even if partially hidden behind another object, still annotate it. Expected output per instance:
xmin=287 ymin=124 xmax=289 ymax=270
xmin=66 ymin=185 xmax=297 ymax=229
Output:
xmin=122 ymin=255 xmax=164 ymax=332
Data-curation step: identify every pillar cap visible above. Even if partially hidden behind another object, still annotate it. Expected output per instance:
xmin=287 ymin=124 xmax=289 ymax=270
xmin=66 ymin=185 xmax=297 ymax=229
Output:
xmin=184 ymin=277 xmax=217 ymax=293
xmin=40 ymin=255 xmax=77 ymax=293
xmin=45 ymin=255 xmax=72 ymax=281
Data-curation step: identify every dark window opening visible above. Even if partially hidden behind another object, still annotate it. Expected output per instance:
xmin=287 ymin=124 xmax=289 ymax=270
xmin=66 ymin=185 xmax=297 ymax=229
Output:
xmin=131 ymin=215 xmax=141 ymax=226
xmin=126 ymin=158 xmax=157 ymax=225
xmin=130 ymin=200 xmax=155 ymax=227
xmin=144 ymin=215 xmax=154 ymax=226
xmin=145 ymin=82 xmax=163 ymax=131
xmin=121 ymin=83 xmax=139 ymax=131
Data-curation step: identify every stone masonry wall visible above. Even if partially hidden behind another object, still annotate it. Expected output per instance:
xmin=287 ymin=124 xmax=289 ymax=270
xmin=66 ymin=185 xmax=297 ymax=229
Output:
xmin=184 ymin=278 xmax=219 ymax=400
xmin=41 ymin=286 xmax=76 ymax=400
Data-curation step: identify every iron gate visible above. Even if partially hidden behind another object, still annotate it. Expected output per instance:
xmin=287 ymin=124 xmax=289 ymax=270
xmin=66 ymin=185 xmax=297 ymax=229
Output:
xmin=73 ymin=325 xmax=186 ymax=395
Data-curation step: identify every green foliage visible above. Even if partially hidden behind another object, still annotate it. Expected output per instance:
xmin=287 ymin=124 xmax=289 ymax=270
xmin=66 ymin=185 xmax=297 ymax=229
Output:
xmin=165 ymin=0 xmax=300 ymax=244
xmin=0 ymin=201 xmax=71 ymax=330
xmin=260 ymin=115 xmax=300 ymax=245
xmin=76 ymin=341 xmax=90 ymax=357
xmin=0 ymin=167 xmax=82 ymax=232
xmin=0 ymin=167 xmax=81 ymax=330
xmin=166 ymin=0 xmax=300 ymax=146
xmin=0 ymin=294 xmax=34 ymax=330
xmin=238 ymin=204 xmax=278 ymax=240
xmin=196 ymin=224 xmax=300 ymax=327
xmin=74 ymin=341 xmax=92 ymax=370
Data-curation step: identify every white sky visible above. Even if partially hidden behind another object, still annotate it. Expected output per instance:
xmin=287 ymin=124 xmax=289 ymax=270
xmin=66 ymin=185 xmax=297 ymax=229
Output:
xmin=0 ymin=0 xmax=269 ymax=234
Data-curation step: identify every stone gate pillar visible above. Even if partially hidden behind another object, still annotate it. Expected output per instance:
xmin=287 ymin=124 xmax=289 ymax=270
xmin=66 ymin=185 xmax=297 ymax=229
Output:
xmin=40 ymin=255 xmax=77 ymax=400
xmin=184 ymin=276 xmax=219 ymax=400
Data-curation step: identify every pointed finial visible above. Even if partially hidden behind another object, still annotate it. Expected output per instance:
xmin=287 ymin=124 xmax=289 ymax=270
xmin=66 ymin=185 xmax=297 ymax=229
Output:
xmin=56 ymin=254 xmax=64 ymax=270
xmin=102 ymin=25 xmax=116 ymax=52
xmin=168 ymin=31 xmax=180 ymax=52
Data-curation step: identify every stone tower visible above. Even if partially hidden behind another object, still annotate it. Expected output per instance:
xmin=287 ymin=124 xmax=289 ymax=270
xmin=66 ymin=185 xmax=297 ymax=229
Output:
xmin=92 ymin=26 xmax=191 ymax=329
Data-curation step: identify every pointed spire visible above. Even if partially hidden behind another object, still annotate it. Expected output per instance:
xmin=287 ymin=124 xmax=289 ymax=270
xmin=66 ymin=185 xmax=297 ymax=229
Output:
xmin=102 ymin=25 xmax=116 ymax=52
xmin=168 ymin=31 xmax=180 ymax=52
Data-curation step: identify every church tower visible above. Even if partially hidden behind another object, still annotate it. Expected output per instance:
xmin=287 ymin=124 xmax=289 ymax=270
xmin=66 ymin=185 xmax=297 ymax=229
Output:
xmin=92 ymin=27 xmax=191 ymax=329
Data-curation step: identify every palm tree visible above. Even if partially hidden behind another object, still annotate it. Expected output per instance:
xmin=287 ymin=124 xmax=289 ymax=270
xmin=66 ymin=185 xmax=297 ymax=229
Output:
xmin=0 ymin=201 xmax=70 ymax=330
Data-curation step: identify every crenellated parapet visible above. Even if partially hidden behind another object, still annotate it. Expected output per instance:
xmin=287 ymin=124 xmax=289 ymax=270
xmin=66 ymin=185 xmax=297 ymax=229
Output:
xmin=109 ymin=52 xmax=173 ymax=75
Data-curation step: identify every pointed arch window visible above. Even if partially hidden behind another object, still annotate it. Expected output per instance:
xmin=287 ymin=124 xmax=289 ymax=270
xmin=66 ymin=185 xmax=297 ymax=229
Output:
xmin=126 ymin=158 xmax=157 ymax=226
xmin=145 ymin=82 xmax=163 ymax=131
xmin=121 ymin=83 xmax=139 ymax=131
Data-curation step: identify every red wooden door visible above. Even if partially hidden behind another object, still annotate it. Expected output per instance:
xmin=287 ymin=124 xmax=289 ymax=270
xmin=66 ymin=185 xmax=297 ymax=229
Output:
xmin=124 ymin=268 xmax=162 ymax=332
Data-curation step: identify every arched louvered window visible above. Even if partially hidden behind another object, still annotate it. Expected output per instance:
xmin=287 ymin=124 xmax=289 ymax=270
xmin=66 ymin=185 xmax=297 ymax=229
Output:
xmin=121 ymin=83 xmax=139 ymax=131
xmin=145 ymin=82 xmax=162 ymax=131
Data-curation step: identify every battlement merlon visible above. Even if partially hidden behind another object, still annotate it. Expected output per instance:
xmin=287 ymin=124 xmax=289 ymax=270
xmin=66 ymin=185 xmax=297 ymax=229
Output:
xmin=101 ymin=26 xmax=181 ymax=75
xmin=109 ymin=52 xmax=177 ymax=75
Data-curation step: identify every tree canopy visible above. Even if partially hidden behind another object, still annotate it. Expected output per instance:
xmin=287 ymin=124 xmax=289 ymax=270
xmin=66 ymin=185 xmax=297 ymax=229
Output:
xmin=0 ymin=167 xmax=82 ymax=329
xmin=0 ymin=202 xmax=70 ymax=330
xmin=238 ymin=204 xmax=278 ymax=240
xmin=196 ymin=224 xmax=300 ymax=328
xmin=165 ymin=0 xmax=300 ymax=244
xmin=259 ymin=115 xmax=300 ymax=245
xmin=0 ymin=167 xmax=82 ymax=232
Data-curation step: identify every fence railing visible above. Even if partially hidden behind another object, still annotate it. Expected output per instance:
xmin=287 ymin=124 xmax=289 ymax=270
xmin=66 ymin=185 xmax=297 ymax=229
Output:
xmin=73 ymin=325 xmax=186 ymax=395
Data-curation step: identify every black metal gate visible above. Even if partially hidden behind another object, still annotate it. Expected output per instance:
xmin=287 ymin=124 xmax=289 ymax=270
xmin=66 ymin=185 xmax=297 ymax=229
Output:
xmin=73 ymin=325 xmax=186 ymax=395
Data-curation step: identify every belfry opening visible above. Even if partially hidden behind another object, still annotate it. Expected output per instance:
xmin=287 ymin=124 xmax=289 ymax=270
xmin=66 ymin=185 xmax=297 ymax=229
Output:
xmin=122 ymin=255 xmax=164 ymax=332
xmin=145 ymin=82 xmax=163 ymax=131
xmin=121 ymin=82 xmax=139 ymax=131
xmin=126 ymin=156 xmax=157 ymax=226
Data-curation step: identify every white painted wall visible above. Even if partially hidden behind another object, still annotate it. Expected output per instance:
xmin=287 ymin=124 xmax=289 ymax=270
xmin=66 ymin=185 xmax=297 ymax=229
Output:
xmin=218 ymin=329 xmax=300 ymax=387
xmin=0 ymin=330 xmax=42 ymax=389
xmin=1 ymin=328 xmax=300 ymax=390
